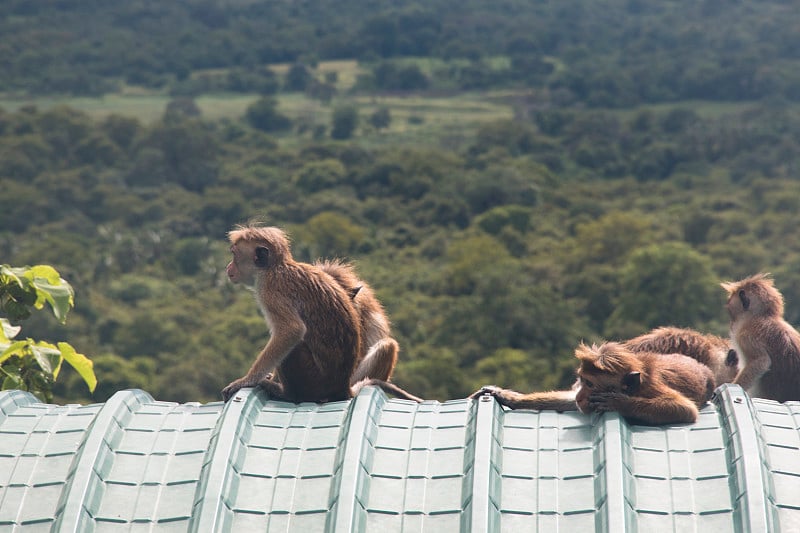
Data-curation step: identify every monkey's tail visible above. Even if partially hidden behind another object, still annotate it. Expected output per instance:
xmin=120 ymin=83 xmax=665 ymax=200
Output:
xmin=352 ymin=378 xmax=424 ymax=403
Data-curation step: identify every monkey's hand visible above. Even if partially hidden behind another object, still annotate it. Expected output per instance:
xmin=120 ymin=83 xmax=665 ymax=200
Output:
xmin=588 ymin=391 xmax=626 ymax=412
xmin=221 ymin=376 xmax=261 ymax=402
xmin=469 ymin=386 xmax=530 ymax=409
xmin=469 ymin=385 xmax=503 ymax=400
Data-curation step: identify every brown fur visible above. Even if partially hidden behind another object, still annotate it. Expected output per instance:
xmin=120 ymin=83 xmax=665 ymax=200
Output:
xmin=574 ymin=342 xmax=714 ymax=424
xmin=472 ymin=342 xmax=714 ymax=424
xmin=623 ymin=326 xmax=739 ymax=385
xmin=315 ymin=259 xmax=400 ymax=384
xmin=223 ymin=224 xmax=422 ymax=403
xmin=721 ymin=273 xmax=800 ymax=402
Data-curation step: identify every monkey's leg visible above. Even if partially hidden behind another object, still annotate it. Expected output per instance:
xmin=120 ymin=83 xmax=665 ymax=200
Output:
xmin=351 ymin=338 xmax=399 ymax=384
xmin=255 ymin=378 xmax=292 ymax=401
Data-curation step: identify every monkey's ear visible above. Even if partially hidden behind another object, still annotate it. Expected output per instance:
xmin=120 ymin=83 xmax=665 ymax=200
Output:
xmin=347 ymin=285 xmax=363 ymax=300
xmin=739 ymin=290 xmax=750 ymax=310
xmin=254 ymin=246 xmax=270 ymax=268
xmin=621 ymin=371 xmax=641 ymax=394
xmin=726 ymin=349 xmax=739 ymax=367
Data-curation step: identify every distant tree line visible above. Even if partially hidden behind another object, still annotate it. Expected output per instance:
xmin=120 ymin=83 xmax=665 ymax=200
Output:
xmin=2 ymin=0 xmax=800 ymax=105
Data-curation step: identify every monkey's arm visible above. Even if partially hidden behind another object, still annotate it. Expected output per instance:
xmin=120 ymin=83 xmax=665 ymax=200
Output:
xmin=731 ymin=339 xmax=772 ymax=393
xmin=732 ymin=318 xmax=786 ymax=393
xmin=733 ymin=357 xmax=771 ymax=392
xmin=221 ymin=310 xmax=306 ymax=401
xmin=589 ymin=390 xmax=699 ymax=424
xmin=471 ymin=386 xmax=578 ymax=411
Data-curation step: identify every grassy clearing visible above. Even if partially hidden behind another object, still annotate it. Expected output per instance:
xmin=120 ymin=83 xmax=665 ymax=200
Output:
xmin=269 ymin=59 xmax=363 ymax=91
xmin=0 ymin=93 xmax=260 ymax=123
xmin=0 ymin=88 xmax=512 ymax=151
xmin=617 ymin=100 xmax=763 ymax=120
xmin=274 ymin=90 xmax=514 ymax=149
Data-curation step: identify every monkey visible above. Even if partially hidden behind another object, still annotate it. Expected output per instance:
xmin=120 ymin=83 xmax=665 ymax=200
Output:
xmin=222 ymin=224 xmax=422 ymax=403
xmin=471 ymin=342 xmax=715 ymax=424
xmin=721 ymin=273 xmax=800 ymax=402
xmin=468 ymin=327 xmax=735 ymax=413
xmin=575 ymin=342 xmax=715 ymax=424
xmin=623 ymin=326 xmax=739 ymax=385
xmin=315 ymin=259 xmax=400 ymax=385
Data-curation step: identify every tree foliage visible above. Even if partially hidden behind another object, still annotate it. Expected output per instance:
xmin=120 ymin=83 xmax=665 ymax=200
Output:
xmin=331 ymin=105 xmax=359 ymax=140
xmin=0 ymin=265 xmax=97 ymax=402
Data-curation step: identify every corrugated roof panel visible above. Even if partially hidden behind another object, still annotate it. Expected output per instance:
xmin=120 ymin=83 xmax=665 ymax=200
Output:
xmin=191 ymin=389 xmax=352 ymax=532
xmin=1 ymin=384 xmax=800 ymax=532
xmin=0 ymin=390 xmax=102 ymax=530
xmin=749 ymin=397 xmax=800 ymax=532
xmin=490 ymin=406 xmax=596 ymax=532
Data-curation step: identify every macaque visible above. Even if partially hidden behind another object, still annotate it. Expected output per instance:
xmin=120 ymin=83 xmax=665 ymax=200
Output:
xmin=472 ymin=342 xmax=715 ymax=424
xmin=623 ymin=326 xmax=739 ymax=385
xmin=223 ymin=224 xmax=422 ymax=403
xmin=315 ymin=259 xmax=400 ymax=384
xmin=721 ymin=273 xmax=800 ymax=402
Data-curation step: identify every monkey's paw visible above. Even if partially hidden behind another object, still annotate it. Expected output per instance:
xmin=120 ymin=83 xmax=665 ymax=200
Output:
xmin=469 ymin=385 xmax=502 ymax=400
xmin=588 ymin=392 xmax=625 ymax=412
xmin=221 ymin=377 xmax=259 ymax=402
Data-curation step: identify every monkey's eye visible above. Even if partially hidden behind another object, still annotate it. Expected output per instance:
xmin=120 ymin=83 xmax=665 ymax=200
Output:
xmin=582 ymin=379 xmax=594 ymax=389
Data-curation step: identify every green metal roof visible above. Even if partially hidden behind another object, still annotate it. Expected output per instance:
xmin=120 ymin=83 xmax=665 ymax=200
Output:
xmin=1 ymin=383 xmax=798 ymax=532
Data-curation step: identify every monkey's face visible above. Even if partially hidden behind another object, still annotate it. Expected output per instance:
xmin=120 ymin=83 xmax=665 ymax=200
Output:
xmin=724 ymin=289 xmax=749 ymax=320
xmin=721 ymin=275 xmax=784 ymax=320
xmin=227 ymin=242 xmax=257 ymax=286
xmin=575 ymin=371 xmax=613 ymax=413
xmin=575 ymin=371 xmax=639 ymax=413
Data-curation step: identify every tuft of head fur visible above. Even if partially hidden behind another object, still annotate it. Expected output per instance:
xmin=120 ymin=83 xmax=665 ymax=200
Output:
xmin=228 ymin=224 xmax=293 ymax=262
xmin=575 ymin=342 xmax=643 ymax=376
xmin=721 ymin=272 xmax=783 ymax=317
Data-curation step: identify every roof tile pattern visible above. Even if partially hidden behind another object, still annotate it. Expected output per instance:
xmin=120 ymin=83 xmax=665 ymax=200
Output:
xmin=0 ymin=384 xmax=798 ymax=532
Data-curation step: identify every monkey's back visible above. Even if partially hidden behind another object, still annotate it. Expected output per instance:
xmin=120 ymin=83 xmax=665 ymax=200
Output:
xmin=753 ymin=319 xmax=800 ymax=402
xmin=641 ymin=352 xmax=715 ymax=406
xmin=316 ymin=259 xmax=392 ymax=349
xmin=271 ymin=263 xmax=362 ymax=402
xmin=625 ymin=327 xmax=737 ymax=384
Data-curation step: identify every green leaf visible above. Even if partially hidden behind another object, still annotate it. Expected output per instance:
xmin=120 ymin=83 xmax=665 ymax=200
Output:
xmin=0 ymin=340 xmax=29 ymax=364
xmin=27 ymin=265 xmax=61 ymax=285
xmin=0 ymin=265 xmax=23 ymax=287
xmin=1 ymin=372 xmax=23 ymax=391
xmin=58 ymin=342 xmax=97 ymax=393
xmin=2 ymin=300 xmax=32 ymax=322
xmin=27 ymin=271 xmax=74 ymax=323
xmin=29 ymin=341 xmax=62 ymax=377
xmin=0 ymin=318 xmax=20 ymax=342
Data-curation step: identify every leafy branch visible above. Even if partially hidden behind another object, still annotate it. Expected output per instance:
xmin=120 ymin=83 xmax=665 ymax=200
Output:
xmin=0 ymin=265 xmax=97 ymax=402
